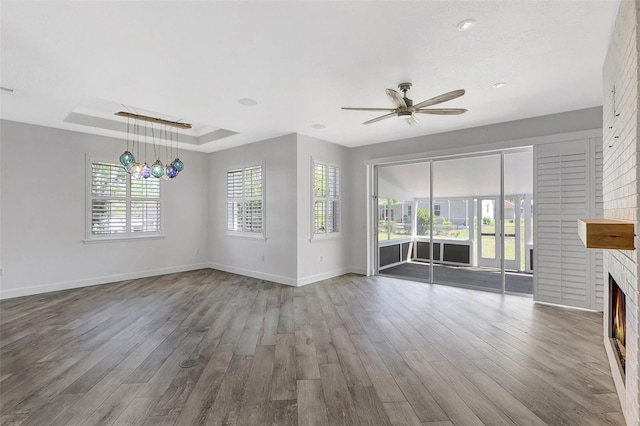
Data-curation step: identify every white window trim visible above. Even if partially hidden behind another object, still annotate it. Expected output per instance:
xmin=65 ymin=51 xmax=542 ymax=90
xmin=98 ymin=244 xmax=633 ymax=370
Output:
xmin=85 ymin=154 xmax=164 ymax=242
xmin=226 ymin=161 xmax=266 ymax=240
xmin=311 ymin=158 xmax=341 ymax=241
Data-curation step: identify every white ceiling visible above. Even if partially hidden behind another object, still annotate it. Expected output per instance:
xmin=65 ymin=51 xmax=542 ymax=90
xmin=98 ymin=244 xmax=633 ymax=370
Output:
xmin=1 ymin=1 xmax=619 ymax=153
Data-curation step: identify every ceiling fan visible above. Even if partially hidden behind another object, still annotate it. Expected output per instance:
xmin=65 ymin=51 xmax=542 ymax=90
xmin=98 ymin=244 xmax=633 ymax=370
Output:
xmin=342 ymin=83 xmax=467 ymax=126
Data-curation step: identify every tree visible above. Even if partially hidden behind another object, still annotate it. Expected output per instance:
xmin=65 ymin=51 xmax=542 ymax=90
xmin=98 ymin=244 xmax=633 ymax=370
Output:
xmin=378 ymin=198 xmax=398 ymax=207
xmin=416 ymin=208 xmax=431 ymax=235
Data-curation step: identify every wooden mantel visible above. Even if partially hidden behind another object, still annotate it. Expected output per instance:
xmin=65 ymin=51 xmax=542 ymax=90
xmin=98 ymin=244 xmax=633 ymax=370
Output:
xmin=578 ymin=219 xmax=635 ymax=250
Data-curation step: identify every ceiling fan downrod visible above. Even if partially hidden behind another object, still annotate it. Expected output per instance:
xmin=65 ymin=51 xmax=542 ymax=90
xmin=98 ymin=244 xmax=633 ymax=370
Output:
xmin=398 ymin=82 xmax=413 ymax=107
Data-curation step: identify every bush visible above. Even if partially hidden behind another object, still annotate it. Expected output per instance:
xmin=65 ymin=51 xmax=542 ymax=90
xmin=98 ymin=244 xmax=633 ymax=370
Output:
xmin=482 ymin=216 xmax=494 ymax=225
xmin=416 ymin=209 xmax=431 ymax=234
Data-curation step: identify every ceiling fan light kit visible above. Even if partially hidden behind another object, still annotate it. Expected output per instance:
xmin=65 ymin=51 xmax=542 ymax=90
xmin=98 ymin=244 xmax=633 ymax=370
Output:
xmin=342 ymin=82 xmax=467 ymax=126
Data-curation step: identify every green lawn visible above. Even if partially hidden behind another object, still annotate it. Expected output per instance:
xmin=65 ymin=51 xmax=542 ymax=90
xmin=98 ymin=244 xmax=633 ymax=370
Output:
xmin=479 ymin=222 xmax=527 ymax=270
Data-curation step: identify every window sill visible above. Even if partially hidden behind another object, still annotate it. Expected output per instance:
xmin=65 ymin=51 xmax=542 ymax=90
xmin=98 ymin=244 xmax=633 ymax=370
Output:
xmin=84 ymin=234 xmax=165 ymax=244
xmin=226 ymin=232 xmax=267 ymax=241
xmin=309 ymin=233 xmax=341 ymax=243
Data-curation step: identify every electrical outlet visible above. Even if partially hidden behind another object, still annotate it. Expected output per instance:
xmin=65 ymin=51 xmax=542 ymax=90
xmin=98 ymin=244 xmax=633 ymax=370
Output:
xmin=196 ymin=249 xmax=200 ymax=255
xmin=320 ymin=256 xmax=323 ymax=262
xmin=261 ymin=255 xmax=265 ymax=262
xmin=0 ymin=268 xmax=3 ymax=276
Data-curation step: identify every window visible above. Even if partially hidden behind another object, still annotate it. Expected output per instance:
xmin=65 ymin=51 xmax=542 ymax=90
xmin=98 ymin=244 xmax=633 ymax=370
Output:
xmin=88 ymin=159 xmax=161 ymax=239
xmin=433 ymin=204 xmax=441 ymax=216
xmin=227 ymin=165 xmax=264 ymax=236
xmin=313 ymin=161 xmax=340 ymax=235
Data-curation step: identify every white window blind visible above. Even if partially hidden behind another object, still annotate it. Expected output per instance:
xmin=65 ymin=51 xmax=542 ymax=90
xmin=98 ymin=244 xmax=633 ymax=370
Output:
xmin=313 ymin=161 xmax=340 ymax=235
xmin=88 ymin=160 xmax=161 ymax=239
xmin=131 ymin=177 xmax=161 ymax=233
xmin=534 ymin=139 xmax=600 ymax=310
xmin=227 ymin=165 xmax=264 ymax=235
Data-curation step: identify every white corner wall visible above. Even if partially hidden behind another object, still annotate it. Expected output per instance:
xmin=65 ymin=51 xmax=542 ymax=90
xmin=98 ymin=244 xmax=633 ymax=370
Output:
xmin=0 ymin=120 xmax=210 ymax=299
xmin=208 ymin=134 xmax=299 ymax=285
xmin=296 ymin=134 xmax=351 ymax=285
xmin=208 ymin=133 xmax=352 ymax=287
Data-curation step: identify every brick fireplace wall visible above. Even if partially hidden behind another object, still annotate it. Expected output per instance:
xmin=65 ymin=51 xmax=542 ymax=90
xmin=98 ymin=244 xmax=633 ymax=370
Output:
xmin=603 ymin=0 xmax=640 ymax=423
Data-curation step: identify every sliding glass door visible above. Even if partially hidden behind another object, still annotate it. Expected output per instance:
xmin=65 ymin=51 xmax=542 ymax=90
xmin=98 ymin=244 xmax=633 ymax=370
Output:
xmin=374 ymin=147 xmax=534 ymax=295
xmin=376 ymin=162 xmax=430 ymax=281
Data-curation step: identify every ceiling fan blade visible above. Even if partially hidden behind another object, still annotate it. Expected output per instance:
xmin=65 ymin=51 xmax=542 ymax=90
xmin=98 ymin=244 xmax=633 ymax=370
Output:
xmin=385 ymin=89 xmax=407 ymax=109
xmin=412 ymin=89 xmax=466 ymax=109
xmin=341 ymin=107 xmax=397 ymax=111
xmin=363 ymin=112 xmax=396 ymax=125
xmin=406 ymin=115 xmax=419 ymax=126
xmin=414 ymin=108 xmax=468 ymax=115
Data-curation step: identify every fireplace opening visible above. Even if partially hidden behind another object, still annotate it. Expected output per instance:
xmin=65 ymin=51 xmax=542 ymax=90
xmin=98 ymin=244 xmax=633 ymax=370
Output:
xmin=610 ymin=274 xmax=626 ymax=374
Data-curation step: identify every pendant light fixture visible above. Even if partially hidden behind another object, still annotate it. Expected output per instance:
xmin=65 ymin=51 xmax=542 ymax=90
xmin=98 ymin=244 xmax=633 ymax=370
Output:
xmin=116 ymin=110 xmax=189 ymax=181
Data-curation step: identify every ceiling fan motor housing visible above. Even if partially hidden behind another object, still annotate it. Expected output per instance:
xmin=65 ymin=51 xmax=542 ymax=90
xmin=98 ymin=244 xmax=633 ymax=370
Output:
xmin=397 ymin=110 xmax=413 ymax=119
xmin=398 ymin=83 xmax=413 ymax=106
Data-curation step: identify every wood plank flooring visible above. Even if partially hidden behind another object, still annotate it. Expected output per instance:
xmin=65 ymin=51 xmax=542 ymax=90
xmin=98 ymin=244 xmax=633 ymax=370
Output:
xmin=0 ymin=269 xmax=624 ymax=425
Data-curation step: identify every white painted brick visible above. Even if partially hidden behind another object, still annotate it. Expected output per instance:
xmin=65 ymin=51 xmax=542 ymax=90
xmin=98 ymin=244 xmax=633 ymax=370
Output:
xmin=603 ymin=0 xmax=640 ymax=423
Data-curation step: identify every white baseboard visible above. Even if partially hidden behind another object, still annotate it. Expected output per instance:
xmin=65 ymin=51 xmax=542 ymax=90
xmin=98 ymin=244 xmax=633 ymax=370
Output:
xmin=1 ymin=263 xmax=369 ymax=299
xmin=207 ymin=263 xmax=297 ymax=286
xmin=297 ymin=267 xmax=353 ymax=286
xmin=208 ymin=263 xmax=363 ymax=287
xmin=0 ymin=263 xmax=211 ymax=300
xmin=348 ymin=266 xmax=367 ymax=275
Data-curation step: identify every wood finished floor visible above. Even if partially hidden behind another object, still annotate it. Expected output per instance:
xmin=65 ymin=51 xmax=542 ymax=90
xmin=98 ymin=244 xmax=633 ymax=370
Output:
xmin=0 ymin=269 xmax=624 ymax=425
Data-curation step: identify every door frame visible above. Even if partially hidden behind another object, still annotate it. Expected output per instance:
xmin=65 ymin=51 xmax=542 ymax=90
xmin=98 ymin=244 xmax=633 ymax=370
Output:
xmin=477 ymin=197 xmax=501 ymax=268
xmin=504 ymin=195 xmax=522 ymax=271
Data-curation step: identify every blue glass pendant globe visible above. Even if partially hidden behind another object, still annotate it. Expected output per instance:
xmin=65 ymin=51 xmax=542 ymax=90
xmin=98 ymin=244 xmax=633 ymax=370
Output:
xmin=172 ymin=158 xmax=184 ymax=172
xmin=151 ymin=160 xmax=164 ymax=178
xmin=119 ymin=151 xmax=135 ymax=166
xmin=142 ymin=163 xmax=151 ymax=179
xmin=166 ymin=164 xmax=179 ymax=179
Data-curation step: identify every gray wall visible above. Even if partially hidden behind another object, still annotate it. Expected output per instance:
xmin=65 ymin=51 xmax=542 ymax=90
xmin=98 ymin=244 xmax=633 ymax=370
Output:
xmin=296 ymin=134 xmax=351 ymax=284
xmin=208 ymin=134 xmax=299 ymax=285
xmin=1 ymin=120 xmax=210 ymax=298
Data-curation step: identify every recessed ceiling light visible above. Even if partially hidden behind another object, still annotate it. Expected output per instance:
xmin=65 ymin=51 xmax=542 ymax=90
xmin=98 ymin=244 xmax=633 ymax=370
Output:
xmin=0 ymin=87 xmax=15 ymax=95
xmin=238 ymin=98 xmax=257 ymax=106
xmin=457 ymin=19 xmax=476 ymax=31
xmin=492 ymin=82 xmax=507 ymax=89
xmin=311 ymin=124 xmax=326 ymax=129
